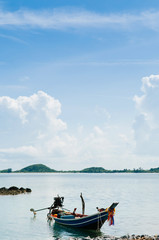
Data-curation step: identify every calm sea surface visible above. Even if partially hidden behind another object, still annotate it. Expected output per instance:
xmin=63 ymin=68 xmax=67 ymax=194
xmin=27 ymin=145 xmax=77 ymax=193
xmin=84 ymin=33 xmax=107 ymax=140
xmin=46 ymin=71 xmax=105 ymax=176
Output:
xmin=0 ymin=173 xmax=159 ymax=239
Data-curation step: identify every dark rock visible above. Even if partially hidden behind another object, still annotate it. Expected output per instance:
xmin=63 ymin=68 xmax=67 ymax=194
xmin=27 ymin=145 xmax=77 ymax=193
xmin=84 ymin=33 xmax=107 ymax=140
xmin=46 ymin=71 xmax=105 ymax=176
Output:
xmin=19 ymin=187 xmax=26 ymax=193
xmin=0 ymin=187 xmax=6 ymax=191
xmin=0 ymin=186 xmax=32 ymax=195
xmin=26 ymin=188 xmax=32 ymax=193
xmin=136 ymin=236 xmax=141 ymax=239
xmin=122 ymin=236 xmax=129 ymax=239
xmin=8 ymin=186 xmax=19 ymax=191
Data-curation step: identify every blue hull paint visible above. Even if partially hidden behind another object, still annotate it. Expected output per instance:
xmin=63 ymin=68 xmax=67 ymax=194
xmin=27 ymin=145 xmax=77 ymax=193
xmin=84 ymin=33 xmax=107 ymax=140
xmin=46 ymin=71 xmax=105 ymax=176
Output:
xmin=54 ymin=210 xmax=108 ymax=230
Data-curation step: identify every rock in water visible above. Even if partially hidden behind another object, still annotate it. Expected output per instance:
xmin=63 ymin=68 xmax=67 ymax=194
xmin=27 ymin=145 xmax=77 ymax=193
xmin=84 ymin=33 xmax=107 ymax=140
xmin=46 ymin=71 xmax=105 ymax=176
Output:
xmin=0 ymin=186 xmax=32 ymax=195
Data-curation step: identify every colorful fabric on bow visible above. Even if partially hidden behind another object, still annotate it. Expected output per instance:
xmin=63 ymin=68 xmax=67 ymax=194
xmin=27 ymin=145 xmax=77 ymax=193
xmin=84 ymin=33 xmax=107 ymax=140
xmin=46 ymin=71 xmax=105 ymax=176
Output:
xmin=108 ymin=208 xmax=115 ymax=226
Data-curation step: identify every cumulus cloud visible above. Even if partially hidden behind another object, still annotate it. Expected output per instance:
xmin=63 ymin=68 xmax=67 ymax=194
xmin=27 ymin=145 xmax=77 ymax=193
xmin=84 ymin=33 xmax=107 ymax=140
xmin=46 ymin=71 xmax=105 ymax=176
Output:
xmin=2 ymin=86 xmax=158 ymax=170
xmin=0 ymin=90 xmax=133 ymax=170
xmin=0 ymin=91 xmax=70 ymax=167
xmin=133 ymin=74 xmax=159 ymax=155
xmin=0 ymin=90 xmax=66 ymax=127
xmin=0 ymin=8 xmax=159 ymax=31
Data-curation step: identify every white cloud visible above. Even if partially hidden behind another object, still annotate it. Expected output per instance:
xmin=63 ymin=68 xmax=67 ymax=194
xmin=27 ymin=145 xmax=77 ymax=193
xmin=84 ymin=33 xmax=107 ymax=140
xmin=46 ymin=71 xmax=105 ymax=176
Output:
xmin=0 ymin=90 xmax=66 ymax=128
xmin=0 ymin=91 xmax=69 ymax=166
xmin=1 ymin=84 xmax=159 ymax=170
xmin=93 ymin=126 xmax=104 ymax=136
xmin=141 ymin=74 xmax=159 ymax=92
xmin=0 ymin=95 xmax=28 ymax=124
xmin=0 ymin=146 xmax=38 ymax=156
xmin=0 ymin=8 xmax=159 ymax=31
xmin=133 ymin=74 xmax=159 ymax=156
xmin=133 ymin=95 xmax=145 ymax=109
xmin=0 ymin=90 xmax=134 ymax=170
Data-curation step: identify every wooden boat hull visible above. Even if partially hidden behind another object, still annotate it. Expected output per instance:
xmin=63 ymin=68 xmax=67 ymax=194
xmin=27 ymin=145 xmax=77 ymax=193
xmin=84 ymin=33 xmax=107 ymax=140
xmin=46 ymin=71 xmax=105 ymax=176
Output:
xmin=53 ymin=210 xmax=109 ymax=230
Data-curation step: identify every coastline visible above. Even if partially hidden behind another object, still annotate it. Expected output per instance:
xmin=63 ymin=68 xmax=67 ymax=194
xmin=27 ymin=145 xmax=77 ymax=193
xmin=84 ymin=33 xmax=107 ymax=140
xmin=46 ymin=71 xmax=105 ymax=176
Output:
xmin=79 ymin=235 xmax=159 ymax=240
xmin=1 ymin=163 xmax=159 ymax=174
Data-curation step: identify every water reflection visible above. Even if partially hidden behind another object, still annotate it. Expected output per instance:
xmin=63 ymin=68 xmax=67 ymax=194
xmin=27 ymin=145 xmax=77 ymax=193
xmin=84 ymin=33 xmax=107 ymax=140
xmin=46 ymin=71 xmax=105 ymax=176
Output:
xmin=49 ymin=222 xmax=104 ymax=239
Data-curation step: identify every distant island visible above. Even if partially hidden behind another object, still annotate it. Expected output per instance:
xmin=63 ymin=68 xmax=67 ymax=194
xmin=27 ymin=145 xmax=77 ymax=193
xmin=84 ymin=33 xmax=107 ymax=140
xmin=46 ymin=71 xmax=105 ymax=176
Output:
xmin=0 ymin=164 xmax=159 ymax=173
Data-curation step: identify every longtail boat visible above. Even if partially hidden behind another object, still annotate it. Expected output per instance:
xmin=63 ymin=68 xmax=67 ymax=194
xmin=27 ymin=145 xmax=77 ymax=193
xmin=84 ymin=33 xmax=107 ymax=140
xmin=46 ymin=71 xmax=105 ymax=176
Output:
xmin=46 ymin=195 xmax=118 ymax=230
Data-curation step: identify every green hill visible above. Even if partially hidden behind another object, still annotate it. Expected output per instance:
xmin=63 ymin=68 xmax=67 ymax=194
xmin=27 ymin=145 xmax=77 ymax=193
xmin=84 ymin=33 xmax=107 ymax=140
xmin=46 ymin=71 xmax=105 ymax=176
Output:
xmin=81 ymin=167 xmax=107 ymax=173
xmin=17 ymin=164 xmax=56 ymax=173
xmin=1 ymin=164 xmax=159 ymax=173
xmin=0 ymin=168 xmax=12 ymax=173
xmin=149 ymin=167 xmax=159 ymax=173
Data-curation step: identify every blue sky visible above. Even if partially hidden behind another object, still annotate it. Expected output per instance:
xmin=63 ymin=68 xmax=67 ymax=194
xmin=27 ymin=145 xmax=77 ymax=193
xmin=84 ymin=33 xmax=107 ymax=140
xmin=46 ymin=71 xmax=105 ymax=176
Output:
xmin=1 ymin=0 xmax=159 ymax=170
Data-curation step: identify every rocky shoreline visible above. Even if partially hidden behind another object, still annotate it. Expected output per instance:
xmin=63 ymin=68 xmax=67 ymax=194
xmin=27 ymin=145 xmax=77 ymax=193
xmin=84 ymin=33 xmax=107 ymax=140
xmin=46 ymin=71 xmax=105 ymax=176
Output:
xmin=0 ymin=186 xmax=32 ymax=195
xmin=76 ymin=235 xmax=159 ymax=240
xmin=105 ymin=235 xmax=159 ymax=240
xmin=87 ymin=235 xmax=159 ymax=240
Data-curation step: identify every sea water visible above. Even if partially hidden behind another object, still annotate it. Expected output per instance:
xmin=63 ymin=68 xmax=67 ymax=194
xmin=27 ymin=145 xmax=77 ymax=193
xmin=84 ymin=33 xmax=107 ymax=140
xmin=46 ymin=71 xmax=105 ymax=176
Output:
xmin=0 ymin=173 xmax=159 ymax=239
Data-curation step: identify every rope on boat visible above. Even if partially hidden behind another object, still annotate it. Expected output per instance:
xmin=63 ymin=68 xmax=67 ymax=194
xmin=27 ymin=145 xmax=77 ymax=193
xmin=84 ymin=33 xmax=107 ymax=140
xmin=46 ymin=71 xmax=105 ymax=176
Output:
xmin=97 ymin=212 xmax=104 ymax=230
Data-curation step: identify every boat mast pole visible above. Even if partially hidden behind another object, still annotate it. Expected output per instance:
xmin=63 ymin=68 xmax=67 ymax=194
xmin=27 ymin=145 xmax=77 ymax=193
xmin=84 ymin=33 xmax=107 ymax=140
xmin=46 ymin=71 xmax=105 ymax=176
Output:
xmin=80 ymin=193 xmax=85 ymax=215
